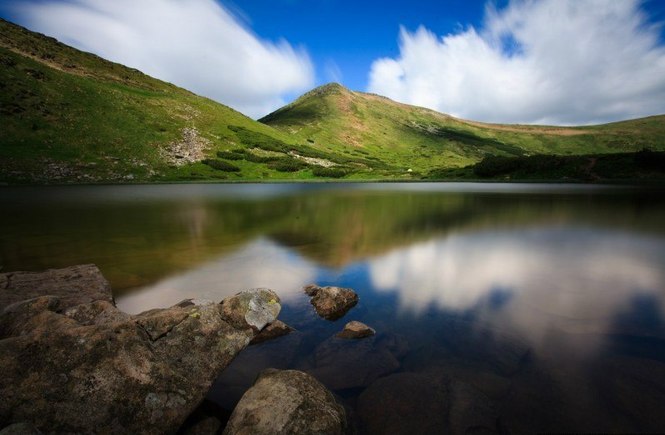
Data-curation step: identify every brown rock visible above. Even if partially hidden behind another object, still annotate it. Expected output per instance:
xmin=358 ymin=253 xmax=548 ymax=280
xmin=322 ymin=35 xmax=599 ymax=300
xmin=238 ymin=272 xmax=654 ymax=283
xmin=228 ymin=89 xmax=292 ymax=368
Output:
xmin=223 ymin=369 xmax=346 ymax=435
xmin=336 ymin=321 xmax=375 ymax=339
xmin=0 ymin=266 xmax=281 ymax=434
xmin=0 ymin=264 xmax=111 ymax=312
xmin=303 ymin=285 xmax=358 ymax=320
xmin=250 ymin=320 xmax=294 ymax=345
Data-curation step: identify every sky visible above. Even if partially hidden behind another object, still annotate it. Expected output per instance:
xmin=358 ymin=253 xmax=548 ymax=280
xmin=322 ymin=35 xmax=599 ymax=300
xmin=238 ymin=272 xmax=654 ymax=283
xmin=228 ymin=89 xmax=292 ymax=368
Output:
xmin=2 ymin=0 xmax=665 ymax=124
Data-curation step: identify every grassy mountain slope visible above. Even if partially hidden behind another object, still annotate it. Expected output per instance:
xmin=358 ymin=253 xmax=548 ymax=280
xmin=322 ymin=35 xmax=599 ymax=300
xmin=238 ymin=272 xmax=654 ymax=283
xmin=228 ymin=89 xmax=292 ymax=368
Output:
xmin=1 ymin=18 xmax=663 ymax=183
xmin=261 ymin=83 xmax=665 ymax=179
xmin=0 ymin=19 xmax=353 ymax=183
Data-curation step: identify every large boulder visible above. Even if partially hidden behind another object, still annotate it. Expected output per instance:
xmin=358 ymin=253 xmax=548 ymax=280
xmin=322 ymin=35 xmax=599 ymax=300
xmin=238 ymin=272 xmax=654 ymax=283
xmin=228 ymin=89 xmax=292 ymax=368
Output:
xmin=223 ymin=369 xmax=346 ymax=435
xmin=303 ymin=285 xmax=358 ymax=320
xmin=0 ymin=265 xmax=281 ymax=434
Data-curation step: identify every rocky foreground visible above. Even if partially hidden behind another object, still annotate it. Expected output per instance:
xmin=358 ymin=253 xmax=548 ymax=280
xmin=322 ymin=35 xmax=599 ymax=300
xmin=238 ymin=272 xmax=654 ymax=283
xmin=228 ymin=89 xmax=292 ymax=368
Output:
xmin=0 ymin=265 xmax=288 ymax=434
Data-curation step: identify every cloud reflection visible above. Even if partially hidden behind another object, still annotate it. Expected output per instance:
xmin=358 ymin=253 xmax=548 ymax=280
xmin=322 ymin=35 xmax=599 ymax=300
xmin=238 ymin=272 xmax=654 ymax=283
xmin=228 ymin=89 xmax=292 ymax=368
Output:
xmin=369 ymin=227 xmax=665 ymax=346
xmin=116 ymin=238 xmax=317 ymax=314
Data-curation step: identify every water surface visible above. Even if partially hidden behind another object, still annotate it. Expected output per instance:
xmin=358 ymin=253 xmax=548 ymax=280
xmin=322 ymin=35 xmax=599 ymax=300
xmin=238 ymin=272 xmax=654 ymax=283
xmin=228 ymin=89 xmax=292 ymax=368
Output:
xmin=2 ymin=183 xmax=664 ymax=433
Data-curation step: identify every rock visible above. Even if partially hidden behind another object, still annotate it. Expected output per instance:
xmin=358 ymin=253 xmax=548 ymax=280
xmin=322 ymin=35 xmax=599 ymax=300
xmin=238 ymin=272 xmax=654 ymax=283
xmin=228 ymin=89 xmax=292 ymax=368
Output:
xmin=0 ymin=266 xmax=281 ymax=434
xmin=209 ymin=331 xmax=305 ymax=410
xmin=223 ymin=369 xmax=346 ymax=435
xmin=307 ymin=333 xmax=408 ymax=390
xmin=0 ymin=264 xmax=111 ymax=312
xmin=403 ymin=347 xmax=513 ymax=399
xmin=336 ymin=320 xmax=375 ymax=339
xmin=303 ymin=284 xmax=358 ymax=320
xmin=178 ymin=400 xmax=227 ymax=435
xmin=220 ymin=289 xmax=281 ymax=331
xmin=0 ymin=422 xmax=42 ymax=435
xmin=357 ymin=373 xmax=448 ymax=434
xmin=250 ymin=320 xmax=294 ymax=345
xmin=357 ymin=372 xmax=498 ymax=435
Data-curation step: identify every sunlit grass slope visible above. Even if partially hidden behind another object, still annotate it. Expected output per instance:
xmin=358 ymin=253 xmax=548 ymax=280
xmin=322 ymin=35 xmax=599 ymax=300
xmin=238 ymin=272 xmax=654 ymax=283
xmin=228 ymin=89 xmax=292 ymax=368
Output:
xmin=261 ymin=83 xmax=665 ymax=179
xmin=1 ymin=18 xmax=664 ymax=183
xmin=0 ymin=19 xmax=356 ymax=183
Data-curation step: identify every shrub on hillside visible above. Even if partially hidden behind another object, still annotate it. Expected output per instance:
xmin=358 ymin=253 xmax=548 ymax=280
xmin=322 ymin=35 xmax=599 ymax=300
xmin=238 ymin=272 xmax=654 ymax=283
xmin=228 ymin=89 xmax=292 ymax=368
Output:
xmin=216 ymin=150 xmax=244 ymax=160
xmin=312 ymin=166 xmax=348 ymax=178
xmin=267 ymin=157 xmax=307 ymax=172
xmin=202 ymin=159 xmax=240 ymax=172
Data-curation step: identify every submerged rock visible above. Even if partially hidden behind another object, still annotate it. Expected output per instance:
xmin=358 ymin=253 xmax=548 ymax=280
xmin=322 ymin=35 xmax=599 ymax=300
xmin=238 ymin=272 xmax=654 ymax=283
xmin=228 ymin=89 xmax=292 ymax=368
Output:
xmin=336 ymin=320 xmax=375 ymax=339
xmin=0 ymin=265 xmax=281 ymax=434
xmin=307 ymin=333 xmax=408 ymax=390
xmin=303 ymin=284 xmax=358 ymax=320
xmin=223 ymin=369 xmax=346 ymax=435
xmin=357 ymin=372 xmax=498 ymax=435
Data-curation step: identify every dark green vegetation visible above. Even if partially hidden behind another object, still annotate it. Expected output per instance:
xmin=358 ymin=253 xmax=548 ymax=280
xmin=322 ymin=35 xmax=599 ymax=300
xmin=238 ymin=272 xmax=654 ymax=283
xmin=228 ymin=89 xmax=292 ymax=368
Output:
xmin=1 ymin=18 xmax=664 ymax=184
xmin=424 ymin=149 xmax=665 ymax=182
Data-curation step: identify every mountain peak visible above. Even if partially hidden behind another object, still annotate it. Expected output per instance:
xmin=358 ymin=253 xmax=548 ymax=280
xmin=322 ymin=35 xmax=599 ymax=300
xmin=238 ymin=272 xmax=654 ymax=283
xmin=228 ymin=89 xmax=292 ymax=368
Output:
xmin=307 ymin=82 xmax=350 ymax=97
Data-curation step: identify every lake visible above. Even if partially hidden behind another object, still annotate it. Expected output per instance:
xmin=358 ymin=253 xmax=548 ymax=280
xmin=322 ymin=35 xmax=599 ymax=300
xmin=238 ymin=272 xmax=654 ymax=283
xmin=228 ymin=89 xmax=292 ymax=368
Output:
xmin=2 ymin=183 xmax=665 ymax=433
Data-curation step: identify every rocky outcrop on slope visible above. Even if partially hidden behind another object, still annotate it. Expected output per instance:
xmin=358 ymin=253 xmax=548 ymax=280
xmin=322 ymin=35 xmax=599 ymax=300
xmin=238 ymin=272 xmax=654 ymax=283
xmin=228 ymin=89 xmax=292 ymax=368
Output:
xmin=0 ymin=265 xmax=281 ymax=434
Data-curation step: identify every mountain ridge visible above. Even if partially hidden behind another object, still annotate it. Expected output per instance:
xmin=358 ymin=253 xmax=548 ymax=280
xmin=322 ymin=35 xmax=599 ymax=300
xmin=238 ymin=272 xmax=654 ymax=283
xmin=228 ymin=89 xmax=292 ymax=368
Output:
xmin=1 ymin=18 xmax=664 ymax=183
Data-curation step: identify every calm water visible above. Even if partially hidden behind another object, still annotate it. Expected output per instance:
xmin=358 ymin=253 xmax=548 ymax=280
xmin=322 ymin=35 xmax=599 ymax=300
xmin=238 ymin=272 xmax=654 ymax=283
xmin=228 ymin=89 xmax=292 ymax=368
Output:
xmin=2 ymin=183 xmax=665 ymax=433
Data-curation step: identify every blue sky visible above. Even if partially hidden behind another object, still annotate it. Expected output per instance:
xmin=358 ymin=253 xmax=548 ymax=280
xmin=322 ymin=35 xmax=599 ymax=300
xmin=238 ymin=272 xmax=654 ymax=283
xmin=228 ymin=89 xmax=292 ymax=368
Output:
xmin=223 ymin=0 xmax=495 ymax=91
xmin=3 ymin=0 xmax=665 ymax=124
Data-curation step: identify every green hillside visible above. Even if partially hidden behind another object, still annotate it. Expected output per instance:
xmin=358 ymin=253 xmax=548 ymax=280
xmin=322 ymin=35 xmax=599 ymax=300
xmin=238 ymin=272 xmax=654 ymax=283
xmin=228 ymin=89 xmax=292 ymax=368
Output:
xmin=261 ymin=83 xmax=665 ymax=180
xmin=1 ymin=18 xmax=664 ymax=184
xmin=0 ymin=19 xmax=356 ymax=183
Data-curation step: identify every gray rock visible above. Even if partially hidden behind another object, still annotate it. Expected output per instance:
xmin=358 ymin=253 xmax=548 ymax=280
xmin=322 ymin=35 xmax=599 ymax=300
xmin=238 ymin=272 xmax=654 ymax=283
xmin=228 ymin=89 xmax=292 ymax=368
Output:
xmin=220 ymin=288 xmax=281 ymax=330
xmin=336 ymin=320 xmax=375 ymax=339
xmin=223 ymin=369 xmax=346 ymax=435
xmin=0 ymin=266 xmax=281 ymax=434
xmin=303 ymin=285 xmax=358 ymax=320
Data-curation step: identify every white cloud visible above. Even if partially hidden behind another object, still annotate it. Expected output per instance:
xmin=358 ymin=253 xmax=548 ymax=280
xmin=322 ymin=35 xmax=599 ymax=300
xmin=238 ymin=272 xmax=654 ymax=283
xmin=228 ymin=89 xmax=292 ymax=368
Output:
xmin=368 ymin=227 xmax=665 ymax=355
xmin=10 ymin=0 xmax=314 ymax=118
xmin=368 ymin=0 xmax=665 ymax=125
xmin=116 ymin=238 xmax=317 ymax=314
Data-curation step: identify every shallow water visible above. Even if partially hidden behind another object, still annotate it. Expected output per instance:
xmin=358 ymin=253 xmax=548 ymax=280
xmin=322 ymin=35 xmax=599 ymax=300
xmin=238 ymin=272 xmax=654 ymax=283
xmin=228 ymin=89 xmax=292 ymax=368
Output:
xmin=2 ymin=183 xmax=665 ymax=433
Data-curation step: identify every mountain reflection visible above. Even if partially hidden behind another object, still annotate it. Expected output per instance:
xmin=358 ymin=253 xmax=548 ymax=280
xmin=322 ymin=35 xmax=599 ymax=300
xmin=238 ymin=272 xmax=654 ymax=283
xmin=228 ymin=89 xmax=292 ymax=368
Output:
xmin=116 ymin=238 xmax=318 ymax=314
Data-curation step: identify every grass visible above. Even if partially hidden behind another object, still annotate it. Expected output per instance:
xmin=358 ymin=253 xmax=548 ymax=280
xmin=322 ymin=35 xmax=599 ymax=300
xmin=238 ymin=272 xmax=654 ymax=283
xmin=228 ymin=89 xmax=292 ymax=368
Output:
xmin=1 ymin=18 xmax=664 ymax=184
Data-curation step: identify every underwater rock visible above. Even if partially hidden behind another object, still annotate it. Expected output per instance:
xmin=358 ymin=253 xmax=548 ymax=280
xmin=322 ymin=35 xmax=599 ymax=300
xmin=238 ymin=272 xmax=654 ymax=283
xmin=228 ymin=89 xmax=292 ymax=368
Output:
xmin=307 ymin=333 xmax=408 ymax=390
xmin=336 ymin=320 xmax=375 ymax=339
xmin=0 ymin=266 xmax=281 ymax=434
xmin=223 ymin=369 xmax=346 ymax=435
xmin=303 ymin=284 xmax=358 ymax=320
xmin=357 ymin=372 xmax=498 ymax=435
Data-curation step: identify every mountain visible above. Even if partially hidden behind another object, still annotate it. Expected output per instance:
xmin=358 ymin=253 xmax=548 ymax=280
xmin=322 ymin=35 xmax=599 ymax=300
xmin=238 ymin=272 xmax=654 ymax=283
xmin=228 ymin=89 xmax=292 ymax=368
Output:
xmin=0 ymin=19 xmax=336 ymax=183
xmin=261 ymin=82 xmax=665 ymax=179
xmin=1 ymin=18 xmax=664 ymax=184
